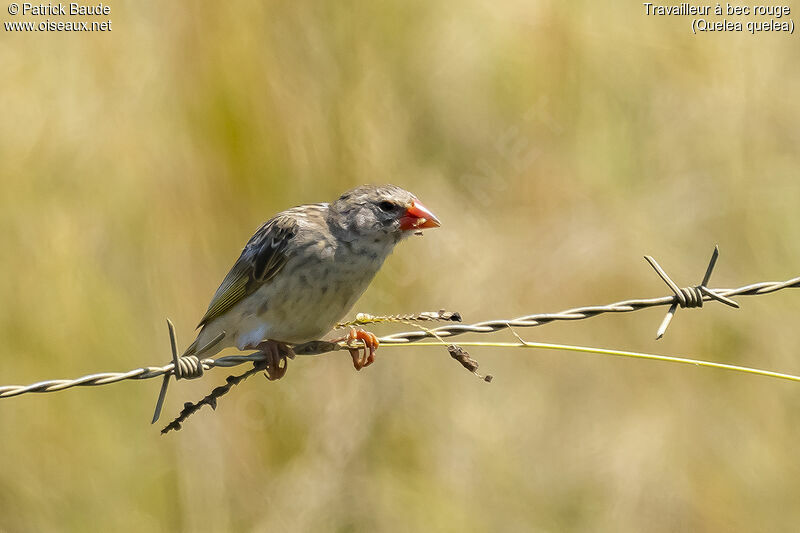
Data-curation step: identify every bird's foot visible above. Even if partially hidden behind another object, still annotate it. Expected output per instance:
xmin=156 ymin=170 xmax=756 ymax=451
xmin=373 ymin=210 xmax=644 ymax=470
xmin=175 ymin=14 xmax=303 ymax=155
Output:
xmin=338 ymin=327 xmax=379 ymax=371
xmin=255 ymin=340 xmax=294 ymax=380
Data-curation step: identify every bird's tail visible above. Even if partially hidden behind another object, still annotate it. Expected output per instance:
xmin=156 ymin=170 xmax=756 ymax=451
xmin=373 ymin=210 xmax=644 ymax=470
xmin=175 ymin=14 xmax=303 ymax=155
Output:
xmin=182 ymin=338 xmax=199 ymax=357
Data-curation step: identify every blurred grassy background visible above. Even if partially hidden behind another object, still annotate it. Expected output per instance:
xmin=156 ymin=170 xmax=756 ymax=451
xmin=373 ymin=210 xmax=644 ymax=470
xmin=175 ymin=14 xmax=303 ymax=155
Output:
xmin=2 ymin=1 xmax=800 ymax=531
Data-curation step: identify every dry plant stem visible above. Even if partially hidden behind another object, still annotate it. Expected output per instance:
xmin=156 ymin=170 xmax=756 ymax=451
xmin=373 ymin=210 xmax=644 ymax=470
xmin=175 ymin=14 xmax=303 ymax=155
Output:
xmin=161 ymin=337 xmax=800 ymax=433
xmin=160 ymin=361 xmax=267 ymax=434
xmin=448 ymin=345 xmax=493 ymax=382
xmin=336 ymin=310 xmax=462 ymax=328
xmin=390 ymin=341 xmax=800 ymax=384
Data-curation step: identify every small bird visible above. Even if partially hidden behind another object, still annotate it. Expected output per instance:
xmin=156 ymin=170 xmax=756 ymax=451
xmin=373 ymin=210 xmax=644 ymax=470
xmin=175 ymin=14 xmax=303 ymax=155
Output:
xmin=152 ymin=184 xmax=440 ymax=422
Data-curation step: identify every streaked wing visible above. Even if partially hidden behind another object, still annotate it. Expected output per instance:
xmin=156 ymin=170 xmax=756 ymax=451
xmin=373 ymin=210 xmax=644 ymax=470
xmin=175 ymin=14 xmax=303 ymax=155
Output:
xmin=197 ymin=214 xmax=299 ymax=328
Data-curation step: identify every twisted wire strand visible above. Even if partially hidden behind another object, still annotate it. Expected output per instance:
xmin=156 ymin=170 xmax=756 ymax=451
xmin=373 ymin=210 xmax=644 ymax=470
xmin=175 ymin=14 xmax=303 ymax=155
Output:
xmin=378 ymin=278 xmax=800 ymax=344
xmin=1 ymin=276 xmax=798 ymax=399
xmin=0 ymin=354 xmax=265 ymax=399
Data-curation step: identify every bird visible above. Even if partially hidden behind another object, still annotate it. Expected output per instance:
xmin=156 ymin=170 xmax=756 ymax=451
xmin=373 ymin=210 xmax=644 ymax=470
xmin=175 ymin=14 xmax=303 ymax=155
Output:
xmin=151 ymin=184 xmax=440 ymax=422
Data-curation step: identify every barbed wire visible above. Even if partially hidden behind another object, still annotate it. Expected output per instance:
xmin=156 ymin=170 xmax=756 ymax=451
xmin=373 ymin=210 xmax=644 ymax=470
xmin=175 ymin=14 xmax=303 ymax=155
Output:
xmin=0 ymin=353 xmax=268 ymax=399
xmin=376 ymin=248 xmax=799 ymax=345
xmin=378 ymin=279 xmax=800 ymax=343
xmin=1 ymin=247 xmax=798 ymax=401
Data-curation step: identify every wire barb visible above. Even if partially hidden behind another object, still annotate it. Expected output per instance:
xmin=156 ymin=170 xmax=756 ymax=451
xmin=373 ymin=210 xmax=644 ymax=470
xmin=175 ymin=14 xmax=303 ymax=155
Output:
xmin=645 ymin=246 xmax=740 ymax=340
xmin=150 ymin=320 xmax=222 ymax=424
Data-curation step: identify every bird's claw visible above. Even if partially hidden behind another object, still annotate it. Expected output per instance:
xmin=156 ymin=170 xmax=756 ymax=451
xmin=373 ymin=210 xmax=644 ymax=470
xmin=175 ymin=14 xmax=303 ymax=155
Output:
xmin=345 ymin=327 xmax=379 ymax=371
xmin=256 ymin=340 xmax=294 ymax=380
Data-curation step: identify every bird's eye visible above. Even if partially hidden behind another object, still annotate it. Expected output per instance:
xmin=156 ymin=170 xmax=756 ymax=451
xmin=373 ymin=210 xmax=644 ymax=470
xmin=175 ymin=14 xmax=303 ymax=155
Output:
xmin=378 ymin=201 xmax=395 ymax=212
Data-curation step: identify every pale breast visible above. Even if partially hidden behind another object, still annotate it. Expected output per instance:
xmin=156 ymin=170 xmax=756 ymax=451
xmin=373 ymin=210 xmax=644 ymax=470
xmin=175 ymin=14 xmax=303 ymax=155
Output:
xmin=240 ymin=239 xmax=390 ymax=344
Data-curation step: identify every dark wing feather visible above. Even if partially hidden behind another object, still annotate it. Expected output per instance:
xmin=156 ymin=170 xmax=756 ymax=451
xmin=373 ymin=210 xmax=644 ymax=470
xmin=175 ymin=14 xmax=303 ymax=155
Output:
xmin=197 ymin=214 xmax=299 ymax=328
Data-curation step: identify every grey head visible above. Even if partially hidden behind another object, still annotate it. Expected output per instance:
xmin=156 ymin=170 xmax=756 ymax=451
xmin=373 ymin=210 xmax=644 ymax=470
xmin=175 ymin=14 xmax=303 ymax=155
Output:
xmin=327 ymin=184 xmax=440 ymax=243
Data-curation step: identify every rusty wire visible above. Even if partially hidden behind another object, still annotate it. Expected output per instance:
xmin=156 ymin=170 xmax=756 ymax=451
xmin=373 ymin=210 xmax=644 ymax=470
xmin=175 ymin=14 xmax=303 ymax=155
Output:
xmin=1 ymin=247 xmax=798 ymax=400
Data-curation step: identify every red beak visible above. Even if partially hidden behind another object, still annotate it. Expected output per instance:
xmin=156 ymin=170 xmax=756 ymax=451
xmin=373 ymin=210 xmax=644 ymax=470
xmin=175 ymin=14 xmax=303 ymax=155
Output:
xmin=399 ymin=200 xmax=441 ymax=231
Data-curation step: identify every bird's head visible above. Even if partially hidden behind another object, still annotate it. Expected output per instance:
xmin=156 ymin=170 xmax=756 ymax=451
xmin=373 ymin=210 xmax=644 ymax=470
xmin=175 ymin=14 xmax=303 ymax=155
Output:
xmin=328 ymin=184 xmax=440 ymax=243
